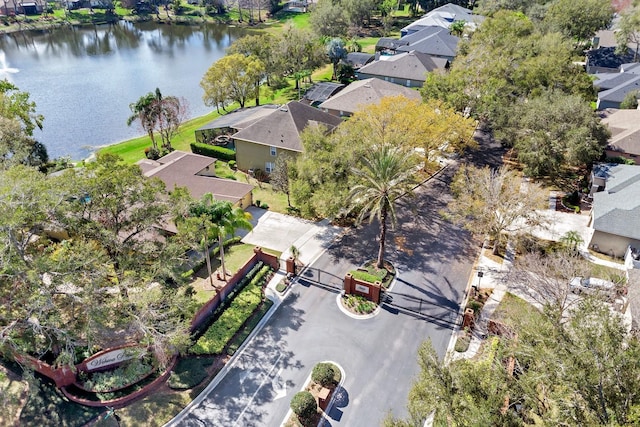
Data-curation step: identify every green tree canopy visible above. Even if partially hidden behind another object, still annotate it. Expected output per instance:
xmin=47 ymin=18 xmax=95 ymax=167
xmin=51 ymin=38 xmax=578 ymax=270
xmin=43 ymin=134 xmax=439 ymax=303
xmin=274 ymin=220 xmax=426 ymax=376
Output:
xmin=502 ymin=91 xmax=609 ymax=177
xmin=0 ymin=157 xmax=195 ymax=369
xmin=543 ymin=0 xmax=613 ymax=42
xmin=201 ymin=53 xmax=266 ymax=110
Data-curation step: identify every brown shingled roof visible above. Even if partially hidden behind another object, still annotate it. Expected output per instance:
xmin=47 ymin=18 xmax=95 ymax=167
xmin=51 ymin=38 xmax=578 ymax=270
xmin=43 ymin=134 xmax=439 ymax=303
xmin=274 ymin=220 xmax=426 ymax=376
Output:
xmin=230 ymin=101 xmax=343 ymax=152
xmin=318 ymin=78 xmax=421 ymax=115
xmin=138 ymin=151 xmax=254 ymax=204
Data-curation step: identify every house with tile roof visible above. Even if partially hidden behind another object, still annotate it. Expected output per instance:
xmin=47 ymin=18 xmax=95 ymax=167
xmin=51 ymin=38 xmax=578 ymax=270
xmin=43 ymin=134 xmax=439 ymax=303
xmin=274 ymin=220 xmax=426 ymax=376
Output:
xmin=588 ymin=163 xmax=640 ymax=258
xmin=356 ymin=51 xmax=448 ymax=88
xmin=230 ymin=101 xmax=342 ymax=173
xmin=138 ymin=151 xmax=254 ymax=212
xmin=600 ymin=109 xmax=640 ymax=164
xmin=318 ymin=78 xmax=421 ymax=117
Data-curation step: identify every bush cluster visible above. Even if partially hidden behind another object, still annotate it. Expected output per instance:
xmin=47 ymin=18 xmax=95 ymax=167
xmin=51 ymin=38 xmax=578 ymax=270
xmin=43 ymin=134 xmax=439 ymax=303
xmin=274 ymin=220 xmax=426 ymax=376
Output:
xmin=312 ymin=362 xmax=336 ymax=387
xmin=290 ymin=391 xmax=317 ymax=421
xmin=190 ymin=142 xmax=236 ymax=161
xmin=350 ymin=270 xmax=380 ymax=284
xmin=190 ymin=263 xmax=273 ymax=355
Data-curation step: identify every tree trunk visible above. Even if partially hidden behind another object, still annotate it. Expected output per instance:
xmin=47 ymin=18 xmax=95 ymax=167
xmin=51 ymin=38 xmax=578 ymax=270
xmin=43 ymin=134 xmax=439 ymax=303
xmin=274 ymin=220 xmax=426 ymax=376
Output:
xmin=286 ymin=190 xmax=291 ymax=208
xmin=377 ymin=206 xmax=387 ymax=269
xmin=204 ymin=240 xmax=214 ymax=288
xmin=218 ymin=233 xmax=227 ymax=279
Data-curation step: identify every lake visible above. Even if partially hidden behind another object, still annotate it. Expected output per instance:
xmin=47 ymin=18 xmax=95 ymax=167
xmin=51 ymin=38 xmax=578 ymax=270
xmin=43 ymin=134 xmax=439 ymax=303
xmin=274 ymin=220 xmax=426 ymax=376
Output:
xmin=0 ymin=21 xmax=247 ymax=160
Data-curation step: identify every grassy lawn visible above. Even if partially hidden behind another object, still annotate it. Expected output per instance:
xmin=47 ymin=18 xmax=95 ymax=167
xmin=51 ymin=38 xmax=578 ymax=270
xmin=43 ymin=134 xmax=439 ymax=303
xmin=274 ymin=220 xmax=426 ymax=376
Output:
xmin=491 ymin=292 xmax=534 ymax=327
xmin=93 ymin=388 xmax=193 ymax=427
xmin=214 ymin=160 xmax=237 ymax=180
xmin=98 ymin=107 xmax=234 ymax=164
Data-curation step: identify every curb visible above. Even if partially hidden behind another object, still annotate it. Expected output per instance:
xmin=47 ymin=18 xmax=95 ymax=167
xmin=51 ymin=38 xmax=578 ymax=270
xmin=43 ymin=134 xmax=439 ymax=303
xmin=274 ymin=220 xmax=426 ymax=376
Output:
xmin=444 ymin=242 xmax=484 ymax=365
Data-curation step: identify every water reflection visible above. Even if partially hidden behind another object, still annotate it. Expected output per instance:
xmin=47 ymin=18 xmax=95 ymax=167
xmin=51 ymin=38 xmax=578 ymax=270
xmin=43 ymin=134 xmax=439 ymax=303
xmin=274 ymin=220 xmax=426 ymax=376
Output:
xmin=0 ymin=21 xmax=246 ymax=160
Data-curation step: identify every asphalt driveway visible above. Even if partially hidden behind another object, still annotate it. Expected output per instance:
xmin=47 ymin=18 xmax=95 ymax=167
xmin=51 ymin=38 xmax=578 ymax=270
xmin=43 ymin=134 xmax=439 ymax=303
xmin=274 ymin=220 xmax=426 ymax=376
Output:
xmin=171 ymin=165 xmax=478 ymax=426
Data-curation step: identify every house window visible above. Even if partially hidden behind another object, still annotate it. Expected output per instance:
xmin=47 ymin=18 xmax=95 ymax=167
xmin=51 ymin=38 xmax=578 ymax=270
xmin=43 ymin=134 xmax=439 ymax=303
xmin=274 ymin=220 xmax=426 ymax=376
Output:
xmin=270 ymin=146 xmax=277 ymax=156
xmin=265 ymin=162 xmax=275 ymax=173
xmin=406 ymin=80 xmax=411 ymax=87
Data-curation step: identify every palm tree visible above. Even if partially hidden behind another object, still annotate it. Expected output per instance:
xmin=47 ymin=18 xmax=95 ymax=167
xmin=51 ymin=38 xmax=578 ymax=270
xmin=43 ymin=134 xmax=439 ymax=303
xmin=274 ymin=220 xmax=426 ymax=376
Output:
xmin=349 ymin=145 xmax=417 ymax=269
xmin=209 ymin=200 xmax=253 ymax=279
xmin=178 ymin=194 xmax=252 ymax=286
xmin=560 ymin=230 xmax=584 ymax=254
xmin=127 ymin=90 xmax=160 ymax=151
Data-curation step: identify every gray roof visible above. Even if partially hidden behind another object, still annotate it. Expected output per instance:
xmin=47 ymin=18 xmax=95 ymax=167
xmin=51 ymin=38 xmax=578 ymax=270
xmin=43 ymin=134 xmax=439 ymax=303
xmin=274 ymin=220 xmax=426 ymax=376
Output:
xmin=600 ymin=109 xmax=640 ymax=157
xmin=231 ymin=101 xmax=342 ymax=152
xmin=377 ymin=27 xmax=459 ymax=58
xmin=345 ymin=52 xmax=375 ymax=68
xmin=396 ymin=28 xmax=459 ymax=58
xmin=357 ymin=51 xmax=448 ymax=82
xmin=594 ymin=72 xmax=640 ymax=91
xmin=138 ymin=151 xmax=254 ymax=204
xmin=303 ymin=82 xmax=345 ymax=103
xmin=318 ymin=78 xmax=421 ymax=114
xmin=592 ymin=163 xmax=640 ymax=240
xmin=598 ymin=74 xmax=640 ymax=104
xmin=197 ymin=105 xmax=280 ymax=132
xmin=400 ymin=3 xmax=483 ymax=35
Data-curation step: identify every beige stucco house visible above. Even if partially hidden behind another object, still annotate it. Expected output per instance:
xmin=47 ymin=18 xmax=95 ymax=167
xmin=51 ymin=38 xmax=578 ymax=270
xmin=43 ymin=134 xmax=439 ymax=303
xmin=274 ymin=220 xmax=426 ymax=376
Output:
xmin=231 ymin=101 xmax=342 ymax=173
xmin=600 ymin=109 xmax=640 ymax=164
xmin=588 ymin=163 xmax=640 ymax=258
xmin=138 ymin=151 xmax=254 ymax=210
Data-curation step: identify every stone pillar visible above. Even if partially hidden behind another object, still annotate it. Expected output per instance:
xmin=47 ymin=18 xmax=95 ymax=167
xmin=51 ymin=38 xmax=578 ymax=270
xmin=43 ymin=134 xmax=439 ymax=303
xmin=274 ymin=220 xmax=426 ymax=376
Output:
xmin=344 ymin=273 xmax=354 ymax=295
xmin=286 ymin=257 xmax=296 ymax=275
xmin=372 ymin=281 xmax=382 ymax=304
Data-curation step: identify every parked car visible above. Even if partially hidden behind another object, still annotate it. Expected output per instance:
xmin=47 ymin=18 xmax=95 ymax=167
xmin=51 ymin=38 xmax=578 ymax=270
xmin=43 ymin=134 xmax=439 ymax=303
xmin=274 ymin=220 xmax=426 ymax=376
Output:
xmin=569 ymin=277 xmax=620 ymax=300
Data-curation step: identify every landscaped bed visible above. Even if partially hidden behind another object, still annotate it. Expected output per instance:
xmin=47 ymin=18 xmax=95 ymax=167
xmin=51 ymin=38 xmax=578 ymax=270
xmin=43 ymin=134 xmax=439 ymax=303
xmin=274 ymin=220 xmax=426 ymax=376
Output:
xmin=285 ymin=362 xmax=342 ymax=427
xmin=191 ymin=262 xmax=274 ymax=355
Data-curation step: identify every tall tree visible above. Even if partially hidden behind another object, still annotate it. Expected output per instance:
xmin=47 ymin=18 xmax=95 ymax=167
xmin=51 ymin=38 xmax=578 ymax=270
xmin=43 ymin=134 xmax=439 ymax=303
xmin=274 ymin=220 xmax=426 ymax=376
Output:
xmin=616 ymin=1 xmax=640 ymax=61
xmin=0 ymin=80 xmax=48 ymax=169
xmin=127 ymin=88 xmax=186 ymax=154
xmin=387 ymin=295 xmax=640 ymax=426
xmin=177 ymin=194 xmax=253 ymax=282
xmin=503 ymin=91 xmax=609 ymax=178
xmin=201 ymin=53 xmax=266 ymax=109
xmin=326 ymin=38 xmax=347 ymax=80
xmin=444 ymin=165 xmax=548 ymax=254
xmin=422 ymin=11 xmax=595 ymax=123
xmin=270 ymin=152 xmax=293 ymax=208
xmin=543 ymin=0 xmax=613 ymax=42
xmin=277 ymin=27 xmax=325 ymax=90
xmin=349 ymin=145 xmax=417 ymax=268
xmin=0 ymin=156 xmax=194 ymax=369
xmin=309 ymin=0 xmax=349 ymax=38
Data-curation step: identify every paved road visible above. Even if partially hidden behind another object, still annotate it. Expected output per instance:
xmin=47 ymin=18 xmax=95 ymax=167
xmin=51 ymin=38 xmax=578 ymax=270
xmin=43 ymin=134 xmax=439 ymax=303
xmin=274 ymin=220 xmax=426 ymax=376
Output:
xmin=176 ymin=166 xmax=477 ymax=427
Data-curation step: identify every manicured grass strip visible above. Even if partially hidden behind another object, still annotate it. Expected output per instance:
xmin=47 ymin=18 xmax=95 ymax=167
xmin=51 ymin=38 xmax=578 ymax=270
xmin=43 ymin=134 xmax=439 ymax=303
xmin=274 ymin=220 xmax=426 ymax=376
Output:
xmin=190 ymin=264 xmax=273 ymax=355
xmin=349 ymin=270 xmax=380 ymax=284
xmin=167 ymin=357 xmax=214 ymax=390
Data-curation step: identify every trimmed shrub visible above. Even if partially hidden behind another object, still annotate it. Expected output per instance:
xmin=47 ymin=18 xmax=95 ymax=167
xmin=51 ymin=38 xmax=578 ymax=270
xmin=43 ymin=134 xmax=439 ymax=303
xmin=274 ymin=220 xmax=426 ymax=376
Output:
xmin=190 ymin=142 xmax=236 ymax=161
xmin=290 ymin=391 xmax=317 ymax=421
xmin=190 ymin=263 xmax=274 ymax=355
xmin=312 ymin=363 xmax=336 ymax=387
xmin=350 ymin=270 xmax=379 ymax=284
xmin=228 ymin=160 xmax=237 ymax=169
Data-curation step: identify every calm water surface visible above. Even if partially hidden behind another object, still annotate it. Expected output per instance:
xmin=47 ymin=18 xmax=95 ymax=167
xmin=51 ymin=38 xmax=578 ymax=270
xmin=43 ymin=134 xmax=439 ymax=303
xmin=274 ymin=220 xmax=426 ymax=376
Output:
xmin=0 ymin=21 xmax=246 ymax=160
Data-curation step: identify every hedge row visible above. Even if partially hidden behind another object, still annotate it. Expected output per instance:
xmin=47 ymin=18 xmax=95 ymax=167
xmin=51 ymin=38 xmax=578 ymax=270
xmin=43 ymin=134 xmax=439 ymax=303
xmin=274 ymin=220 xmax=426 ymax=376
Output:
xmin=190 ymin=263 xmax=273 ymax=355
xmin=190 ymin=142 xmax=236 ymax=161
